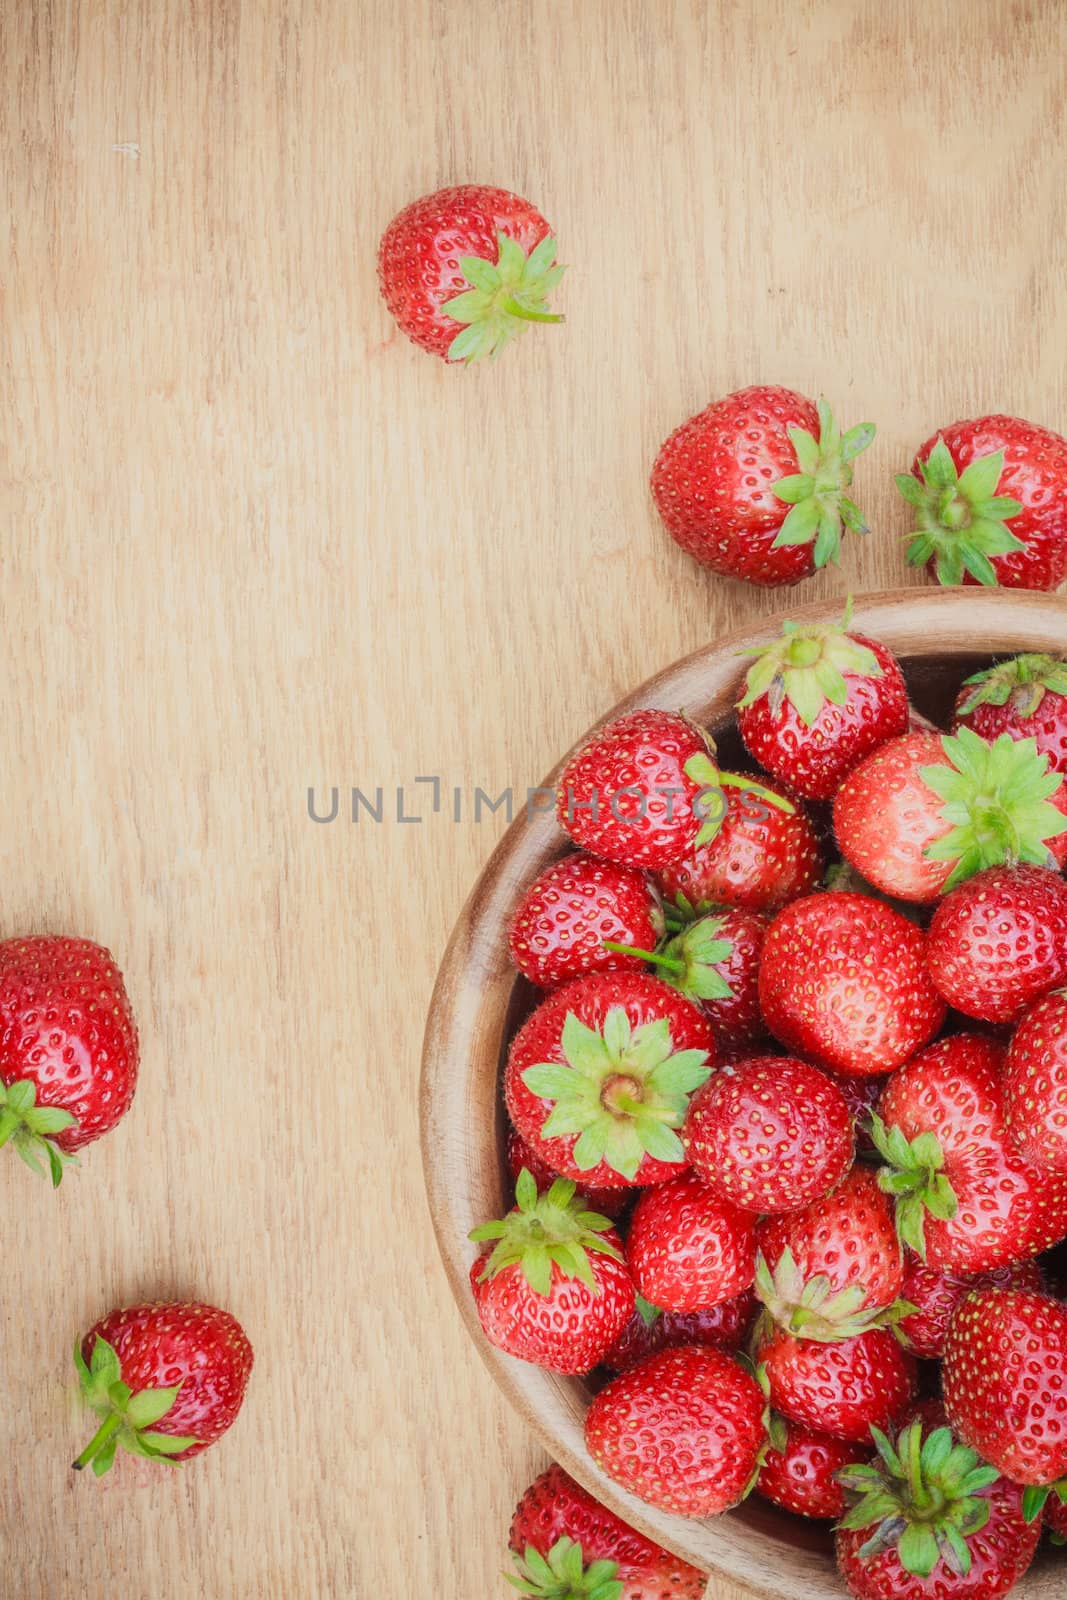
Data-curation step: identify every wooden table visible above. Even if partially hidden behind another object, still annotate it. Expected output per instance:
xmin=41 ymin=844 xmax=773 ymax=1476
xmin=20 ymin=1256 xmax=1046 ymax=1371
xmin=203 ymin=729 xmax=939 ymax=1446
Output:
xmin=3 ymin=3 xmax=1064 ymax=1596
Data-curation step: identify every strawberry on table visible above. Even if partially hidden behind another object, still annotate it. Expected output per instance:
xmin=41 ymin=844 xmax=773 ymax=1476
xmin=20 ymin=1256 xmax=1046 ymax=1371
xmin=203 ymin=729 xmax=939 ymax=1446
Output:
xmin=505 ymin=1126 xmax=628 ymax=1220
xmin=508 ymin=853 xmax=663 ymax=990
xmin=625 ymin=1169 xmax=757 ymax=1312
xmin=754 ymin=1323 xmax=916 ymax=1444
xmin=656 ymin=775 xmax=823 ymax=914
xmin=954 ymin=652 xmax=1067 ymax=775
xmin=925 ymin=864 xmax=1067 ymax=1024
xmin=897 ymin=1252 xmax=1044 ymax=1360
xmin=602 ymin=1289 xmax=754 ymax=1373
xmin=1004 ymin=989 xmax=1067 ymax=1169
xmin=756 ymin=1422 xmax=869 ymax=1520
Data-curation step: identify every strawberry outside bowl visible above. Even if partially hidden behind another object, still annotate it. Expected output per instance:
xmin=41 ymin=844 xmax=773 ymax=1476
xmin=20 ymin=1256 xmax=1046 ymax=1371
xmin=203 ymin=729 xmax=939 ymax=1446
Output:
xmin=420 ymin=588 xmax=1067 ymax=1600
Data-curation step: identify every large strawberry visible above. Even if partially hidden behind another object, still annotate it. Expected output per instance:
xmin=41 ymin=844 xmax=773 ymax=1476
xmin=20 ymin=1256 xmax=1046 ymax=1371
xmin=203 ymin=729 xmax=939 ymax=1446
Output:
xmin=507 ymin=1464 xmax=706 ymax=1600
xmin=925 ymin=864 xmax=1067 ymax=1023
xmin=954 ymin=653 xmax=1067 ymax=775
xmin=758 ymin=892 xmax=945 ymax=1077
xmin=377 ymin=185 xmax=564 ymax=362
xmin=736 ymin=607 xmax=909 ymax=799
xmin=756 ymin=1422 xmax=869 ymax=1520
xmin=1003 ymin=989 xmax=1067 ymax=1169
xmin=898 ymin=416 xmax=1067 ymax=590
xmin=585 ymin=1344 xmax=766 ymax=1516
xmin=504 ymin=972 xmax=713 ymax=1187
xmin=468 ymin=1170 xmax=634 ymax=1373
xmin=505 ymin=1126 xmax=628 ymax=1220
xmin=656 ymin=777 xmax=823 ymax=914
xmin=755 ymin=1323 xmax=916 ymax=1444
xmin=0 ymin=936 xmax=139 ymax=1185
xmin=626 ymin=1169 xmax=756 ymax=1312
xmin=72 ymin=1302 xmax=253 ymax=1474
xmin=602 ymin=1290 xmax=754 ymax=1373
xmin=897 ymin=1252 xmax=1044 ymax=1360
xmin=508 ymin=853 xmax=663 ymax=990
xmin=650 ymin=387 xmax=875 ymax=586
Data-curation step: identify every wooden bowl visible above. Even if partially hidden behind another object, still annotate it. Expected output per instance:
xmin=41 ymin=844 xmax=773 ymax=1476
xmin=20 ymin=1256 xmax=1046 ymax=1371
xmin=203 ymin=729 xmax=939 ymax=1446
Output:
xmin=421 ymin=588 xmax=1067 ymax=1600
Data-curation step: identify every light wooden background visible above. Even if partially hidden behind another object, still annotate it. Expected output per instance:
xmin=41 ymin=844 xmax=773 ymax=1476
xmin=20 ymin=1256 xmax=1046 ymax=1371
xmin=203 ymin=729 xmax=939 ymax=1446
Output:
xmin=2 ymin=3 xmax=1065 ymax=1597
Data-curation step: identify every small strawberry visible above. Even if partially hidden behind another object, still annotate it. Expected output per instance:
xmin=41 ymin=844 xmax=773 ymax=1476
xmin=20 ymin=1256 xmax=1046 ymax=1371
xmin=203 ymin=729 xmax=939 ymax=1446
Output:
xmin=897 ymin=416 xmax=1067 ymax=590
xmin=736 ymin=605 xmax=909 ymax=800
xmin=756 ymin=1422 xmax=869 ymax=1520
xmin=508 ymin=853 xmax=663 ymax=990
xmin=377 ymin=185 xmax=564 ymax=363
xmin=505 ymin=1126 xmax=628 ymax=1220
xmin=897 ymin=1252 xmax=1044 ymax=1360
xmin=925 ymin=865 xmax=1067 ymax=1024
xmin=585 ymin=1344 xmax=766 ymax=1516
xmin=507 ymin=1464 xmax=706 ymax=1600
xmin=755 ymin=1323 xmax=916 ymax=1444
xmin=626 ymin=1169 xmax=757 ymax=1312
xmin=1047 ymin=1493 xmax=1067 ymax=1543
xmin=656 ymin=776 xmax=823 ymax=914
xmin=683 ymin=1054 xmax=854 ymax=1213
xmin=468 ymin=1169 xmax=634 ymax=1373
xmin=72 ymin=1302 xmax=253 ymax=1474
xmin=602 ymin=1290 xmax=754 ymax=1373
xmin=1004 ymin=989 xmax=1067 ymax=1169
xmin=954 ymin=653 xmax=1067 ymax=776
xmin=758 ymin=892 xmax=946 ymax=1077
xmin=0 ymin=936 xmax=139 ymax=1185
xmin=650 ymin=387 xmax=875 ymax=586
xmin=504 ymin=972 xmax=714 ymax=1188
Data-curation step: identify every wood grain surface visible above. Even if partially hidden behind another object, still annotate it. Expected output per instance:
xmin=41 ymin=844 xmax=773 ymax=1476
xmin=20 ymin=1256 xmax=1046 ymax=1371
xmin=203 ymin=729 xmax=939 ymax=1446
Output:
xmin=2 ymin=3 xmax=1065 ymax=1598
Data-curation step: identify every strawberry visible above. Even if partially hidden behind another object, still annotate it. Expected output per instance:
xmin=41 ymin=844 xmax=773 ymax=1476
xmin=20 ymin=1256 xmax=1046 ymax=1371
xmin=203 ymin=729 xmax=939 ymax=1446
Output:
xmin=943 ymin=1288 xmax=1067 ymax=1517
xmin=897 ymin=1252 xmax=1044 ymax=1360
xmin=925 ymin=865 xmax=1067 ymax=1024
xmin=656 ymin=776 xmax=823 ymax=914
xmin=468 ymin=1170 xmax=634 ymax=1373
xmin=758 ymin=892 xmax=946 ymax=1077
xmin=823 ymin=1069 xmax=889 ymax=1154
xmin=602 ymin=1290 xmax=754 ymax=1373
xmin=871 ymin=1034 xmax=1067 ymax=1272
xmin=72 ymin=1302 xmax=252 ymax=1474
xmin=505 ymin=1126 xmax=628 ymax=1220
xmin=683 ymin=1054 xmax=854 ymax=1213
xmin=0 ymin=936 xmax=139 ymax=1185
xmin=507 ymin=1464 xmax=706 ymax=1600
xmin=1004 ymin=989 xmax=1067 ymax=1169
xmin=834 ymin=728 xmax=1067 ymax=902
xmin=508 ymin=853 xmax=663 ymax=990
xmin=650 ymin=387 xmax=875 ymax=586
xmin=377 ymin=185 xmax=564 ymax=363
xmin=585 ymin=1344 xmax=766 ymax=1516
xmin=736 ymin=606 xmax=908 ymax=800
xmin=756 ymin=1422 xmax=870 ymax=1520
xmin=626 ymin=1169 xmax=757 ymax=1312
xmin=1047 ymin=1494 xmax=1067 ymax=1543
xmin=898 ymin=416 xmax=1067 ymax=590
xmin=755 ymin=1323 xmax=916 ymax=1443
xmin=954 ymin=653 xmax=1067 ymax=776
xmin=504 ymin=972 xmax=714 ymax=1188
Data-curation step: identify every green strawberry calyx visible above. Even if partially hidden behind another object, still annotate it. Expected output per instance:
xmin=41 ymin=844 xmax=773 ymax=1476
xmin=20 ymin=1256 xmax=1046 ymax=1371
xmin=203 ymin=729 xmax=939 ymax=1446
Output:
xmin=769 ymin=398 xmax=876 ymax=569
xmin=957 ymin=653 xmax=1067 ymax=720
xmin=0 ymin=1078 xmax=78 ymax=1187
xmin=72 ymin=1335 xmax=198 ymax=1476
xmin=837 ymin=1420 xmax=1001 ymax=1578
xmin=869 ymin=1115 xmax=958 ymax=1261
xmin=469 ymin=1168 xmax=622 ymax=1296
xmin=602 ymin=912 xmax=735 ymax=1002
xmin=919 ymin=726 xmax=1067 ymax=891
xmin=736 ymin=598 xmax=884 ymax=728
xmin=506 ymin=1536 xmax=623 ymax=1600
xmin=441 ymin=233 xmax=565 ymax=363
xmin=681 ymin=748 xmax=795 ymax=851
xmin=520 ymin=1007 xmax=712 ymax=1181
xmin=1020 ymin=1477 xmax=1067 ymax=1524
xmin=753 ymin=1249 xmax=917 ymax=1344
xmin=898 ymin=438 xmax=1025 ymax=587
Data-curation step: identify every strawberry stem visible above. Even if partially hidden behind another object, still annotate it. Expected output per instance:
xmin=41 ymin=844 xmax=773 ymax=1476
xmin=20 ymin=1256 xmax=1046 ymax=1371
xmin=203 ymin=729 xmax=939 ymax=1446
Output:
xmin=499 ymin=297 xmax=564 ymax=324
xmin=601 ymin=940 xmax=684 ymax=973
xmin=72 ymin=1412 xmax=122 ymax=1472
xmin=719 ymin=772 xmax=795 ymax=813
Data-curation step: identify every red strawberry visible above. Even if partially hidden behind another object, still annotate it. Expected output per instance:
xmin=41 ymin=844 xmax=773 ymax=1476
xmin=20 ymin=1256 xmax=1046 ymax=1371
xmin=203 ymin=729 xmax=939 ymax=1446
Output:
xmin=897 ymin=1252 xmax=1044 ymax=1360
xmin=656 ymin=776 xmax=823 ymax=914
xmin=1047 ymin=1493 xmax=1067 ymax=1542
xmin=756 ymin=1422 xmax=869 ymax=1519
xmin=925 ymin=865 xmax=1067 ymax=1024
xmin=898 ymin=416 xmax=1067 ymax=590
xmin=377 ymin=185 xmax=563 ymax=363
xmin=1004 ymin=989 xmax=1067 ymax=1169
xmin=834 ymin=728 xmax=1067 ymax=903
xmin=954 ymin=653 xmax=1067 ymax=776
xmin=758 ymin=892 xmax=945 ymax=1077
xmin=72 ymin=1302 xmax=252 ymax=1474
xmin=602 ymin=1290 xmax=754 ymax=1372
xmin=872 ymin=1034 xmax=1067 ymax=1272
xmin=585 ymin=1344 xmax=766 ymax=1516
xmin=650 ymin=387 xmax=875 ymax=586
xmin=0 ymin=936 xmax=139 ymax=1185
xmin=683 ymin=1054 xmax=854 ymax=1213
xmin=508 ymin=853 xmax=663 ymax=990
xmin=504 ymin=972 xmax=714 ymax=1188
xmin=755 ymin=1323 xmax=916 ymax=1443
xmin=505 ymin=1126 xmax=628 ymax=1220
xmin=737 ymin=608 xmax=908 ymax=800
xmin=468 ymin=1169 xmax=634 ymax=1373
xmin=626 ymin=1169 xmax=757 ymax=1312
xmin=507 ymin=1464 xmax=706 ymax=1600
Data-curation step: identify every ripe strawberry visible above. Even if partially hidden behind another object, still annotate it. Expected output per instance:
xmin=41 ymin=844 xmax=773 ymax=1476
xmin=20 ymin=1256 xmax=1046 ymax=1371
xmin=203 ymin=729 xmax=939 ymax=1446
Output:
xmin=0 ymin=936 xmax=139 ymax=1185
xmin=72 ymin=1302 xmax=253 ymax=1474
xmin=626 ymin=1169 xmax=757 ymax=1312
xmin=755 ymin=1323 xmax=916 ymax=1443
xmin=683 ymin=1054 xmax=854 ymax=1213
xmin=756 ymin=1422 xmax=869 ymax=1519
xmin=656 ymin=776 xmax=823 ymax=914
xmin=504 ymin=972 xmax=713 ymax=1188
xmin=602 ymin=1290 xmax=754 ymax=1373
xmin=650 ymin=387 xmax=875 ymax=586
xmin=925 ymin=865 xmax=1067 ymax=1024
xmin=1004 ymin=989 xmax=1067 ymax=1169
xmin=505 ymin=1126 xmax=628 ymax=1220
xmin=508 ymin=853 xmax=663 ymax=990
xmin=897 ymin=1252 xmax=1044 ymax=1360
xmin=898 ymin=416 xmax=1067 ymax=590
xmin=1047 ymin=1493 xmax=1067 ymax=1543
xmin=954 ymin=653 xmax=1067 ymax=776
xmin=468 ymin=1169 xmax=634 ymax=1373
xmin=585 ymin=1344 xmax=766 ymax=1516
xmin=758 ymin=892 xmax=945 ymax=1077
xmin=834 ymin=729 xmax=1067 ymax=903
xmin=736 ymin=608 xmax=908 ymax=800
xmin=377 ymin=185 xmax=564 ymax=362
xmin=507 ymin=1464 xmax=706 ymax=1600
xmin=872 ymin=1034 xmax=1067 ymax=1272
